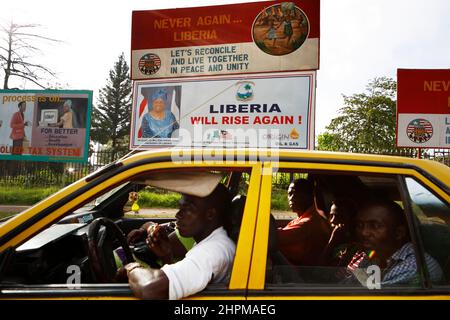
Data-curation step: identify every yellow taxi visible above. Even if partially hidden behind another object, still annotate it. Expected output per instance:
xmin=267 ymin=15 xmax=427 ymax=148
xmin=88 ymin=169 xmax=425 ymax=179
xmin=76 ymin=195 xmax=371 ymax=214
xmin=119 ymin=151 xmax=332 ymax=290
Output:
xmin=0 ymin=148 xmax=449 ymax=299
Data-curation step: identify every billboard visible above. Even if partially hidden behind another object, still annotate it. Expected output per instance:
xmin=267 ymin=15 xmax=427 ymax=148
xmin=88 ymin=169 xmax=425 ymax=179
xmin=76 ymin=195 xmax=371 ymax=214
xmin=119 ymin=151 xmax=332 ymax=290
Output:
xmin=131 ymin=0 xmax=320 ymax=80
xmin=0 ymin=90 xmax=92 ymax=162
xmin=397 ymin=69 xmax=450 ymax=148
xmin=130 ymin=71 xmax=316 ymax=150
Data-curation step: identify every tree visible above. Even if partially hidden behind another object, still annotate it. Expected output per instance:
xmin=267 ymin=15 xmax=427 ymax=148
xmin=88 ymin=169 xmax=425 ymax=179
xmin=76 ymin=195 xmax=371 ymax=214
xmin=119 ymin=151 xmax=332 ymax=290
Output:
xmin=91 ymin=53 xmax=132 ymax=161
xmin=317 ymin=77 xmax=398 ymax=152
xmin=0 ymin=22 xmax=60 ymax=89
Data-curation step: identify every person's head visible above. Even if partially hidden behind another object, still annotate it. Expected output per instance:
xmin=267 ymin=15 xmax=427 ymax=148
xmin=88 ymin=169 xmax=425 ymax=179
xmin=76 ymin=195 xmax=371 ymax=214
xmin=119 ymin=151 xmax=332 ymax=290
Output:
xmin=329 ymin=198 xmax=357 ymax=228
xmin=63 ymin=100 xmax=72 ymax=113
xmin=175 ymin=183 xmax=231 ymax=241
xmin=150 ymin=88 xmax=168 ymax=113
xmin=18 ymin=101 xmax=26 ymax=112
xmin=355 ymin=199 xmax=408 ymax=255
xmin=287 ymin=178 xmax=314 ymax=214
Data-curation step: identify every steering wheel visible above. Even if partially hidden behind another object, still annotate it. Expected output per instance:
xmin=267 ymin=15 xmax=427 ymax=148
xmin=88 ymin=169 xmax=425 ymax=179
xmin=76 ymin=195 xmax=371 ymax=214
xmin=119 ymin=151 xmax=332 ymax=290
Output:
xmin=87 ymin=217 xmax=134 ymax=283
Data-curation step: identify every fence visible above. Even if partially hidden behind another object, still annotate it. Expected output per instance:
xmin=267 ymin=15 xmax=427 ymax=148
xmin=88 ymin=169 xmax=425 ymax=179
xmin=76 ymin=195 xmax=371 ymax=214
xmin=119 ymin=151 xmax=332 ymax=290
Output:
xmin=0 ymin=149 xmax=121 ymax=188
xmin=0 ymin=148 xmax=449 ymax=188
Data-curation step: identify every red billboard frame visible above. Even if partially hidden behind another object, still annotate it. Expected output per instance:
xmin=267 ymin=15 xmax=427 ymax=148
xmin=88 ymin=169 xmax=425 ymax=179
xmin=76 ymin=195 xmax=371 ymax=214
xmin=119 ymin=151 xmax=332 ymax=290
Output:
xmin=397 ymin=69 xmax=450 ymax=148
xmin=131 ymin=0 xmax=320 ymax=80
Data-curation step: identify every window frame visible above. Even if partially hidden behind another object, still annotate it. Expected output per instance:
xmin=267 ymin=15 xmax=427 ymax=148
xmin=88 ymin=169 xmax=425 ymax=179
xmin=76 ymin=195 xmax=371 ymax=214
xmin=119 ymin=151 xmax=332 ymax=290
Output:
xmin=0 ymin=160 xmax=263 ymax=300
xmin=246 ymin=160 xmax=448 ymax=298
xmin=399 ymin=175 xmax=450 ymax=290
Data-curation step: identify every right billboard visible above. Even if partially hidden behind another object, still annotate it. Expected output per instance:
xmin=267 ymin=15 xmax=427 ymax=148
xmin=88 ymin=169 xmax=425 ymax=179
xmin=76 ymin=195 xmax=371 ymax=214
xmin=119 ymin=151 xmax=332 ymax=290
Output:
xmin=397 ymin=69 xmax=450 ymax=148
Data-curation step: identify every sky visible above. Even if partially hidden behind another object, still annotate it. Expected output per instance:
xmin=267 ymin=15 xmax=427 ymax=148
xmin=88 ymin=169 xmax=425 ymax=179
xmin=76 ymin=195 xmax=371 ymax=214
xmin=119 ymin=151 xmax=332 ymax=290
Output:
xmin=1 ymin=0 xmax=449 ymax=136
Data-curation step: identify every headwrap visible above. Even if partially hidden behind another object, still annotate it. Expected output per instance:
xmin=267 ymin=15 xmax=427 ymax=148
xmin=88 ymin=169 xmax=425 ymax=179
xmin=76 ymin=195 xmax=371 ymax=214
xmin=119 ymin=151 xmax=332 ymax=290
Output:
xmin=151 ymin=88 xmax=168 ymax=102
xmin=64 ymin=100 xmax=72 ymax=108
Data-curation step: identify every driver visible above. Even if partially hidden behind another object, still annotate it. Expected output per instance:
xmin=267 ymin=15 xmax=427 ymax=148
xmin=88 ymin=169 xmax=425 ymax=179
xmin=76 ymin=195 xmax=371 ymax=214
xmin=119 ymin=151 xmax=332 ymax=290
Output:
xmin=119 ymin=183 xmax=236 ymax=300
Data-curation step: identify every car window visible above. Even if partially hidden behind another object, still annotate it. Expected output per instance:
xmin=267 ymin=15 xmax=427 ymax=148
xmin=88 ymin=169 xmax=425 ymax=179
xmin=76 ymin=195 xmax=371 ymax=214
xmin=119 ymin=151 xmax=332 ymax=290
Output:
xmin=0 ymin=167 xmax=248 ymax=294
xmin=75 ymin=181 xmax=130 ymax=212
xmin=405 ymin=177 xmax=450 ymax=286
xmin=266 ymin=171 xmax=427 ymax=291
xmin=123 ymin=172 xmax=232 ymax=221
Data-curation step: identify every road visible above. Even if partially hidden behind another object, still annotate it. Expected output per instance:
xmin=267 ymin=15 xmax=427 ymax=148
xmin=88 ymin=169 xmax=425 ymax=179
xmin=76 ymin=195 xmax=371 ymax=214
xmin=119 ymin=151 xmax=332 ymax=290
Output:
xmin=0 ymin=205 xmax=296 ymax=220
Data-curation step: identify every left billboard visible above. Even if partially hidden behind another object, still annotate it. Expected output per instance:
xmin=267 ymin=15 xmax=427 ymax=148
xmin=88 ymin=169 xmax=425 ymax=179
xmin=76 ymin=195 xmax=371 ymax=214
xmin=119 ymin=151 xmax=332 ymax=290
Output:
xmin=0 ymin=90 xmax=92 ymax=163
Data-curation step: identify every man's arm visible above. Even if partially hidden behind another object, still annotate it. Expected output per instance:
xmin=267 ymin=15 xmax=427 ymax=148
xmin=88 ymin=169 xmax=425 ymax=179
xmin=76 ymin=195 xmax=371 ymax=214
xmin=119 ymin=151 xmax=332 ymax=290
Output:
xmin=126 ymin=263 xmax=169 ymax=299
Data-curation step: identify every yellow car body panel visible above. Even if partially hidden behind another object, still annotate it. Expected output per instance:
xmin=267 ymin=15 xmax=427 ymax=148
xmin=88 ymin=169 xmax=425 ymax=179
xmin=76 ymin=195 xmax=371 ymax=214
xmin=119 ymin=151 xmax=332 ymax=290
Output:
xmin=0 ymin=148 xmax=449 ymax=300
xmin=228 ymin=163 xmax=262 ymax=290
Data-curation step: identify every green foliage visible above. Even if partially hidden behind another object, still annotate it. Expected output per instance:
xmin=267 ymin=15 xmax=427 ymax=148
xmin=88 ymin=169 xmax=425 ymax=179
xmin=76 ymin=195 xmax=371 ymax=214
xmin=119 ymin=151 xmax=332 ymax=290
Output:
xmin=138 ymin=190 xmax=181 ymax=208
xmin=318 ymin=77 xmax=398 ymax=152
xmin=271 ymin=188 xmax=290 ymax=211
xmin=0 ymin=186 xmax=58 ymax=205
xmin=91 ymin=53 xmax=132 ymax=160
xmin=317 ymin=132 xmax=341 ymax=151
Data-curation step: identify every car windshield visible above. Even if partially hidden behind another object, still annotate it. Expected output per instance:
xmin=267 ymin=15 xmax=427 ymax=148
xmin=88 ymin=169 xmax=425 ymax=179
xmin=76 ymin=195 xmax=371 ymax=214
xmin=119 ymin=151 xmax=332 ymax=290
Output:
xmin=74 ymin=181 xmax=130 ymax=212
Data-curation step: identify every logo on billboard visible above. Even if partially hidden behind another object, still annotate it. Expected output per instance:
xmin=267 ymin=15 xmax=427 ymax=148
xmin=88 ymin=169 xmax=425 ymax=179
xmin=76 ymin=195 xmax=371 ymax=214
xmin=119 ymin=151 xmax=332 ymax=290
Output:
xmin=252 ymin=2 xmax=310 ymax=56
xmin=236 ymin=81 xmax=255 ymax=101
xmin=290 ymin=128 xmax=299 ymax=139
xmin=406 ymin=118 xmax=433 ymax=143
xmin=138 ymin=53 xmax=161 ymax=75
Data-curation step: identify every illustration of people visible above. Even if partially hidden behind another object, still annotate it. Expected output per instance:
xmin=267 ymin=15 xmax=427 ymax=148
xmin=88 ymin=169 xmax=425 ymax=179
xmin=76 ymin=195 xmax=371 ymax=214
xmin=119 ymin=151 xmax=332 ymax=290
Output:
xmin=253 ymin=4 xmax=308 ymax=56
xmin=265 ymin=18 xmax=281 ymax=47
xmin=141 ymin=88 xmax=179 ymax=139
xmin=297 ymin=13 xmax=306 ymax=39
xmin=9 ymin=101 xmax=30 ymax=155
xmin=259 ymin=7 xmax=277 ymax=26
xmin=282 ymin=11 xmax=294 ymax=47
xmin=50 ymin=100 xmax=73 ymax=128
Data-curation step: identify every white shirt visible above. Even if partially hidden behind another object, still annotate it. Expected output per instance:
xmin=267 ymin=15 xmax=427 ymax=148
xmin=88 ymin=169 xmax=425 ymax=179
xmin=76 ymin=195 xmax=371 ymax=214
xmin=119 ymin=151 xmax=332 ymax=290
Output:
xmin=161 ymin=226 xmax=236 ymax=300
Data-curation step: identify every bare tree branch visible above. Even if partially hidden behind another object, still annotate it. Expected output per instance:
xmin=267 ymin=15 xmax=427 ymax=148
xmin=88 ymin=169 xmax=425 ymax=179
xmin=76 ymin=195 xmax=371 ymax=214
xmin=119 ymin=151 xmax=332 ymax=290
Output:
xmin=9 ymin=72 xmax=46 ymax=88
xmin=14 ymin=32 xmax=62 ymax=43
xmin=13 ymin=60 xmax=56 ymax=77
xmin=0 ymin=21 xmax=60 ymax=89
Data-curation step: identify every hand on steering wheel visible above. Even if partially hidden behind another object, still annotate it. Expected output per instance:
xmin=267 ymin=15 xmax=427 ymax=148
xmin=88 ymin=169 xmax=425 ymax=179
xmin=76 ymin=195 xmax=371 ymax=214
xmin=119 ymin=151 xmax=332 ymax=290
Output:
xmin=88 ymin=217 xmax=134 ymax=283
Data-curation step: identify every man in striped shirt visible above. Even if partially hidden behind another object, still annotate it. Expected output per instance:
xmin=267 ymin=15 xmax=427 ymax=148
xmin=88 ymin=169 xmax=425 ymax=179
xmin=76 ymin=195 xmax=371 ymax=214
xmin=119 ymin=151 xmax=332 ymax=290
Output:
xmin=342 ymin=199 xmax=442 ymax=287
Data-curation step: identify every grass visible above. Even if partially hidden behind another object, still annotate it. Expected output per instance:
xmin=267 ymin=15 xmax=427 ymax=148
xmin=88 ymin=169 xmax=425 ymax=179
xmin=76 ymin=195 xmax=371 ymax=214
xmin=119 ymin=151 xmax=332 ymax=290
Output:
xmin=138 ymin=190 xmax=181 ymax=208
xmin=0 ymin=186 xmax=290 ymax=211
xmin=0 ymin=212 xmax=16 ymax=220
xmin=138 ymin=188 xmax=290 ymax=211
xmin=0 ymin=186 xmax=59 ymax=205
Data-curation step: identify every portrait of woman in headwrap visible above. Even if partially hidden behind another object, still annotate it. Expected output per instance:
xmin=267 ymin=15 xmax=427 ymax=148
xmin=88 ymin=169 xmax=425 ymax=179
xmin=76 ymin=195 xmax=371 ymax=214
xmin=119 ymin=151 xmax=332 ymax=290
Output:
xmin=141 ymin=88 xmax=179 ymax=138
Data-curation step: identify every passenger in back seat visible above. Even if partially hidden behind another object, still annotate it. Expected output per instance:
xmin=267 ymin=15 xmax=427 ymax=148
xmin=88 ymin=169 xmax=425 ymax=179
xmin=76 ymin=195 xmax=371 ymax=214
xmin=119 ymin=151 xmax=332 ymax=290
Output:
xmin=339 ymin=199 xmax=443 ymax=286
xmin=321 ymin=198 xmax=357 ymax=266
xmin=277 ymin=178 xmax=331 ymax=266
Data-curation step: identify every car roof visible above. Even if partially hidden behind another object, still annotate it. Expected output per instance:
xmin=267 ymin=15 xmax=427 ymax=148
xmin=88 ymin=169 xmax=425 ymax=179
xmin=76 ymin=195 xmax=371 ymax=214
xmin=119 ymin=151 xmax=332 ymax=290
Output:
xmin=122 ymin=147 xmax=445 ymax=170
xmin=113 ymin=148 xmax=449 ymax=192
